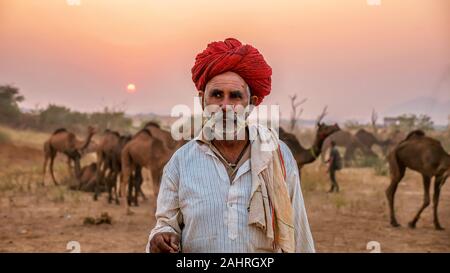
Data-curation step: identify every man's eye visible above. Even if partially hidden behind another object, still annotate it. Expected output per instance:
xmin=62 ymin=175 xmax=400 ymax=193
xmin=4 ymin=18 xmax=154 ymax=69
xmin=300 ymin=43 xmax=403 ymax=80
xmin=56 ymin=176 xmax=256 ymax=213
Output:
xmin=212 ymin=92 xmax=222 ymax=98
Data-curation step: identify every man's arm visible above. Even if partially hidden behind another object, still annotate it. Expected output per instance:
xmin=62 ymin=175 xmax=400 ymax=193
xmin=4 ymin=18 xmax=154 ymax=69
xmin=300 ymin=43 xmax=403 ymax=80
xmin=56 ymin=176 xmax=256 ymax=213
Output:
xmin=145 ymin=158 xmax=183 ymax=253
xmin=280 ymin=142 xmax=316 ymax=253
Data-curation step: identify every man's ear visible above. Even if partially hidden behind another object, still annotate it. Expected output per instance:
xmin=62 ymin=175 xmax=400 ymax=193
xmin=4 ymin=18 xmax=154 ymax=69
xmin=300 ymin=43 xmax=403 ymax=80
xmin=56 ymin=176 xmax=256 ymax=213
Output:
xmin=250 ymin=95 xmax=260 ymax=106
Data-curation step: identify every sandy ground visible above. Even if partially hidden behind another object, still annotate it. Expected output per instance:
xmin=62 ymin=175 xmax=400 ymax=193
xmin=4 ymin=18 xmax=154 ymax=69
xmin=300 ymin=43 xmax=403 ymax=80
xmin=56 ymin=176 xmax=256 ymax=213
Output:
xmin=0 ymin=143 xmax=449 ymax=253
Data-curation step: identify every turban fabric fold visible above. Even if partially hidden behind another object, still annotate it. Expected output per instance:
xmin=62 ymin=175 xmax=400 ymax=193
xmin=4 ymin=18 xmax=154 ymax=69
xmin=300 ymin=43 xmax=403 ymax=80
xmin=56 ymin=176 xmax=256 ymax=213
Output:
xmin=191 ymin=38 xmax=272 ymax=106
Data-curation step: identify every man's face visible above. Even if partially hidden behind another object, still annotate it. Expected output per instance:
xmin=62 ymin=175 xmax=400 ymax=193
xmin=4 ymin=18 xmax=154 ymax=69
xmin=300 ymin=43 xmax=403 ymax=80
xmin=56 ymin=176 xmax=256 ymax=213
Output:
xmin=199 ymin=71 xmax=259 ymax=140
xmin=199 ymin=71 xmax=257 ymax=109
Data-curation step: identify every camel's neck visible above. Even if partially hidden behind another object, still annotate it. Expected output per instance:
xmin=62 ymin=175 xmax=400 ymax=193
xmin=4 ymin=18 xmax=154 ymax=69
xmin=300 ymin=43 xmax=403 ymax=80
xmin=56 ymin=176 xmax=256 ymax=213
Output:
xmin=79 ymin=133 xmax=94 ymax=151
xmin=310 ymin=132 xmax=327 ymax=158
xmin=296 ymin=133 xmax=325 ymax=167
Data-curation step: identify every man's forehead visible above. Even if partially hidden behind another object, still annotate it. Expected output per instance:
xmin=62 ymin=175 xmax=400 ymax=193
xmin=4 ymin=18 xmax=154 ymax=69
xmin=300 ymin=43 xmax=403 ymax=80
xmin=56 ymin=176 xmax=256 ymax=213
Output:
xmin=205 ymin=71 xmax=248 ymax=91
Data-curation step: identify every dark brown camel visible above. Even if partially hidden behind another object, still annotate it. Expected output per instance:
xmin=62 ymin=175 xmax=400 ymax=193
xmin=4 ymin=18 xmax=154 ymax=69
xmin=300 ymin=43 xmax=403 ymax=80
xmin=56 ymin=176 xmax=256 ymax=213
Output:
xmin=321 ymin=130 xmax=377 ymax=164
xmin=279 ymin=122 xmax=340 ymax=170
xmin=94 ymin=130 xmax=131 ymax=204
xmin=42 ymin=126 xmax=96 ymax=185
xmin=386 ymin=130 xmax=450 ymax=230
xmin=354 ymin=128 xmax=392 ymax=156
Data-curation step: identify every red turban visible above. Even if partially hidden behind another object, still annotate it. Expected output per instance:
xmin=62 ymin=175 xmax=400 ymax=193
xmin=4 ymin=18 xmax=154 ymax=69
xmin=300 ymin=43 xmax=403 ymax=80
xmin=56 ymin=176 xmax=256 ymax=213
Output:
xmin=191 ymin=38 xmax=272 ymax=106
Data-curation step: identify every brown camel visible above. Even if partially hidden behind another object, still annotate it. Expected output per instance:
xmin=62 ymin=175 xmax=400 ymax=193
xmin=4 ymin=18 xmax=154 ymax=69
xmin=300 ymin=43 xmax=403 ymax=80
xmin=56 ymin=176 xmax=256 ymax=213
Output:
xmin=386 ymin=130 xmax=450 ymax=230
xmin=42 ymin=126 xmax=96 ymax=185
xmin=120 ymin=125 xmax=185 ymax=213
xmin=279 ymin=122 xmax=340 ymax=170
xmin=143 ymin=121 xmax=179 ymax=149
xmin=68 ymin=163 xmax=103 ymax=192
xmin=321 ymin=130 xmax=377 ymax=164
xmin=94 ymin=130 xmax=132 ymax=204
xmin=354 ymin=128 xmax=392 ymax=156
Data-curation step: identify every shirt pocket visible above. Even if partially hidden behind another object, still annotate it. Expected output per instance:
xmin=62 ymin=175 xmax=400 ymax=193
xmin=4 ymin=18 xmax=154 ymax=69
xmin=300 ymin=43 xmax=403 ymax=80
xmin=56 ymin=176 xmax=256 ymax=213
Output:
xmin=182 ymin=235 xmax=218 ymax=253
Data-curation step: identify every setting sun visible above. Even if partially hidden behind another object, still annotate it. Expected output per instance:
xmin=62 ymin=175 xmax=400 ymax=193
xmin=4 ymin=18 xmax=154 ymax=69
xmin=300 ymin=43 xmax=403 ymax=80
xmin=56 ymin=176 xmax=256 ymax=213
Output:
xmin=126 ymin=83 xmax=136 ymax=93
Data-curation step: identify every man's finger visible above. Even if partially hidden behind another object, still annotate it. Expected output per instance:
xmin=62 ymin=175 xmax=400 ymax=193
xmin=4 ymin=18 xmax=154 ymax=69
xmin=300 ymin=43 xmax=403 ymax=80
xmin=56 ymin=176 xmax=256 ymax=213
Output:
xmin=161 ymin=234 xmax=179 ymax=252
xmin=156 ymin=235 xmax=174 ymax=253
xmin=169 ymin=235 xmax=180 ymax=252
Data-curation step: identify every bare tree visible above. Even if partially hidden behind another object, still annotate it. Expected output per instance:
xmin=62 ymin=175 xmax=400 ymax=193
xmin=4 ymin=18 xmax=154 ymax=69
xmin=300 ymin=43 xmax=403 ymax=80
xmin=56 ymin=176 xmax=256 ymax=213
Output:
xmin=316 ymin=105 xmax=328 ymax=125
xmin=289 ymin=95 xmax=307 ymax=131
xmin=371 ymin=108 xmax=378 ymax=135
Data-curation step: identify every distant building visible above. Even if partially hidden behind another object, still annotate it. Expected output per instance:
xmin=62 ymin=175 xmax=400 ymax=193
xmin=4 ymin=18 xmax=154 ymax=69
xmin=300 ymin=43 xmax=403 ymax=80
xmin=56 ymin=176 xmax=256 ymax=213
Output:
xmin=383 ymin=117 xmax=400 ymax=127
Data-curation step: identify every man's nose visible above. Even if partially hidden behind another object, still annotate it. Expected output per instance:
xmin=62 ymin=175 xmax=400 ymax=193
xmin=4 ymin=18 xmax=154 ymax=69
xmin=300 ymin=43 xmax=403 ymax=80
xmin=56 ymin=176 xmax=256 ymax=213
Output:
xmin=220 ymin=99 xmax=234 ymax=112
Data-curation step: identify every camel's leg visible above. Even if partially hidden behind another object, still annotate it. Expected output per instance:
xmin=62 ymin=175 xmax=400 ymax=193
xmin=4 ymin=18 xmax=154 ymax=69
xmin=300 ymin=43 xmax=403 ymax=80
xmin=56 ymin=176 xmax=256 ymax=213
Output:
xmin=408 ymin=175 xmax=431 ymax=228
xmin=433 ymin=176 xmax=444 ymax=230
xmin=49 ymin=153 xmax=59 ymax=186
xmin=128 ymin=171 xmax=136 ymax=206
xmin=108 ymin=170 xmax=119 ymax=205
xmin=386 ymin=155 xmax=405 ymax=227
xmin=114 ymin=173 xmax=120 ymax=205
xmin=110 ymin=156 xmax=120 ymax=205
xmin=127 ymin=169 xmax=137 ymax=207
xmin=73 ymin=155 xmax=81 ymax=180
xmin=66 ymin=157 xmax=73 ymax=177
xmin=42 ymin=153 xmax=49 ymax=186
xmin=135 ymin=166 xmax=145 ymax=204
xmin=93 ymin=154 xmax=106 ymax=201
xmin=120 ymin=153 xmax=132 ymax=214
xmin=106 ymin=170 xmax=114 ymax=204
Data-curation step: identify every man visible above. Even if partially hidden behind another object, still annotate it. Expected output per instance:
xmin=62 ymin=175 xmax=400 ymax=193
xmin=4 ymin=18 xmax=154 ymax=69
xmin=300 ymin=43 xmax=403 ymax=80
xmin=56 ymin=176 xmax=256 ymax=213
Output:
xmin=327 ymin=141 xmax=341 ymax=193
xmin=146 ymin=38 xmax=315 ymax=253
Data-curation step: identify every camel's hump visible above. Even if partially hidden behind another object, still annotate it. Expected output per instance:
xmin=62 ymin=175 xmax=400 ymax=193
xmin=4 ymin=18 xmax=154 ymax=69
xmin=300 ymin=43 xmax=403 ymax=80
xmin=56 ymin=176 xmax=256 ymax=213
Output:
xmin=52 ymin=128 xmax=67 ymax=135
xmin=143 ymin=121 xmax=160 ymax=129
xmin=404 ymin=130 xmax=425 ymax=141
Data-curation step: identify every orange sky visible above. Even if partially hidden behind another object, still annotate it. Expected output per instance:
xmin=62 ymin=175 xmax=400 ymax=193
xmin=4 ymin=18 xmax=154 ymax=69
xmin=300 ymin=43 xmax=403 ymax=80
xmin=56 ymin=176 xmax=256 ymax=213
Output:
xmin=0 ymin=0 xmax=449 ymax=124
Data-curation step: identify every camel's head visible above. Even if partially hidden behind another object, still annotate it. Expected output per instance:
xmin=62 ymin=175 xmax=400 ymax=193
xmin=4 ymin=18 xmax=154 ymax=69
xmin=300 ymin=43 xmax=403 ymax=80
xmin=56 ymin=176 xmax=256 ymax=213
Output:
xmin=87 ymin=126 xmax=97 ymax=136
xmin=316 ymin=122 xmax=340 ymax=142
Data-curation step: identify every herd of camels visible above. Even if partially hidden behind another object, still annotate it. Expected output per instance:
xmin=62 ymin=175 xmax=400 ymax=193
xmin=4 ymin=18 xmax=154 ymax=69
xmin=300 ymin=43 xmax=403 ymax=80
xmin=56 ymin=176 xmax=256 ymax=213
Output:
xmin=41 ymin=112 xmax=450 ymax=229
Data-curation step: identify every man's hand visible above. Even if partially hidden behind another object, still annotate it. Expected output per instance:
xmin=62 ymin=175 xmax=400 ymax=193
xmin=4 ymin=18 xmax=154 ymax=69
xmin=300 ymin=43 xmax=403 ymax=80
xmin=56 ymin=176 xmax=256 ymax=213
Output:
xmin=150 ymin=232 xmax=180 ymax=253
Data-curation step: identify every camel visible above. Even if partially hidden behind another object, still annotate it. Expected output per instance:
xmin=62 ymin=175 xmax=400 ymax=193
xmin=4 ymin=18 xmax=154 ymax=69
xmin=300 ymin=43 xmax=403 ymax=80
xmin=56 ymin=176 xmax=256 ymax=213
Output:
xmin=386 ymin=130 xmax=450 ymax=230
xmin=93 ymin=130 xmax=132 ymax=204
xmin=120 ymin=124 xmax=185 ymax=213
xmin=321 ymin=130 xmax=377 ymax=164
xmin=354 ymin=129 xmax=392 ymax=156
xmin=81 ymin=139 xmax=99 ymax=156
xmin=143 ymin=121 xmax=179 ymax=149
xmin=68 ymin=163 xmax=103 ymax=192
xmin=42 ymin=126 xmax=96 ymax=185
xmin=279 ymin=122 xmax=340 ymax=170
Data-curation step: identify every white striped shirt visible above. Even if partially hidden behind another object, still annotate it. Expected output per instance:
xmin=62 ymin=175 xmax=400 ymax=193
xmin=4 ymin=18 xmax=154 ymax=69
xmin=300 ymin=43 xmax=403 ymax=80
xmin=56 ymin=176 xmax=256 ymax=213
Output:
xmin=146 ymin=138 xmax=315 ymax=253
